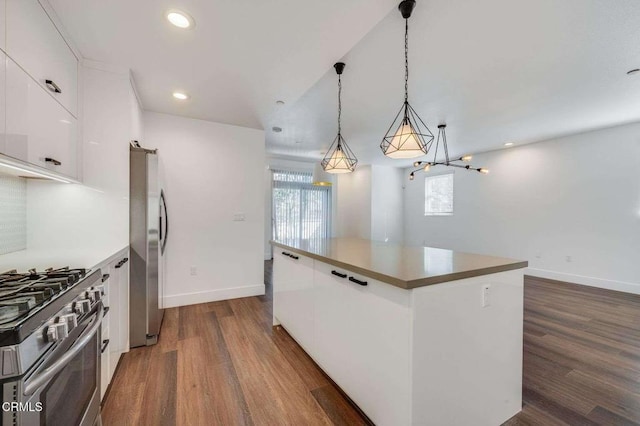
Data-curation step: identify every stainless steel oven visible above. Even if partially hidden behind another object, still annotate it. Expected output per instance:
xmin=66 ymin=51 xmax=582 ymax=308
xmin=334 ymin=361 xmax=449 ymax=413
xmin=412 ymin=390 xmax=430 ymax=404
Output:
xmin=1 ymin=302 xmax=104 ymax=426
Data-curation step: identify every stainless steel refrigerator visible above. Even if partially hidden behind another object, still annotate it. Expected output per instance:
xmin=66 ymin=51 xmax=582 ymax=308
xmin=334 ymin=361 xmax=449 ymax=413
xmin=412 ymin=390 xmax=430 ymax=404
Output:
xmin=130 ymin=142 xmax=167 ymax=347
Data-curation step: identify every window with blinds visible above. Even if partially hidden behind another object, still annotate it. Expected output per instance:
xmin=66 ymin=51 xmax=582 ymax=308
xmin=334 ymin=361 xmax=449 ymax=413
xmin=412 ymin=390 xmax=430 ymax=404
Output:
xmin=272 ymin=169 xmax=332 ymax=247
xmin=425 ymin=173 xmax=454 ymax=216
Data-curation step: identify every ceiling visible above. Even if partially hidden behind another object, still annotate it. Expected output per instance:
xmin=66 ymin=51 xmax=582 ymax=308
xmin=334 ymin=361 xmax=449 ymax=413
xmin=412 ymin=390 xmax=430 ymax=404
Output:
xmin=49 ymin=0 xmax=640 ymax=167
xmin=47 ymin=0 xmax=398 ymax=129
xmin=267 ymin=0 xmax=640 ymax=166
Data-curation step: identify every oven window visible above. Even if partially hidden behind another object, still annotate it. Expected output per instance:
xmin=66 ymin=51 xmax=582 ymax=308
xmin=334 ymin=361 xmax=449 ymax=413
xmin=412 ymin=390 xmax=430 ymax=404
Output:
xmin=42 ymin=333 xmax=97 ymax=426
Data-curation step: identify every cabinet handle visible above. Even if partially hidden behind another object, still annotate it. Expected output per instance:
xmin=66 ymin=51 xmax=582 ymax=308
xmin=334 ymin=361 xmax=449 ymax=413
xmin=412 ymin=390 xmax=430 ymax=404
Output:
xmin=45 ymin=79 xmax=62 ymax=94
xmin=281 ymin=251 xmax=289 ymax=257
xmin=101 ymin=273 xmax=110 ymax=282
xmin=104 ymin=306 xmax=110 ymax=315
xmin=115 ymin=257 xmax=128 ymax=269
xmin=45 ymin=157 xmax=62 ymax=166
xmin=101 ymin=339 xmax=110 ymax=354
xmin=290 ymin=255 xmax=299 ymax=260
xmin=331 ymin=270 xmax=347 ymax=279
xmin=348 ymin=276 xmax=368 ymax=286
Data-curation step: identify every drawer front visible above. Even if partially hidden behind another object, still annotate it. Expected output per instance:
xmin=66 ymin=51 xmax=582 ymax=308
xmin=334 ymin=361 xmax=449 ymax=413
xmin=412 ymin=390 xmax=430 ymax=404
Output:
xmin=6 ymin=0 xmax=78 ymax=116
xmin=5 ymin=57 xmax=78 ymax=179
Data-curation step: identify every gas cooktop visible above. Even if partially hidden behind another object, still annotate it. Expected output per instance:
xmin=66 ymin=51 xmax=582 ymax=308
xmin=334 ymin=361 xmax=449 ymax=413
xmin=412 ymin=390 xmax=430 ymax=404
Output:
xmin=0 ymin=267 xmax=89 ymax=345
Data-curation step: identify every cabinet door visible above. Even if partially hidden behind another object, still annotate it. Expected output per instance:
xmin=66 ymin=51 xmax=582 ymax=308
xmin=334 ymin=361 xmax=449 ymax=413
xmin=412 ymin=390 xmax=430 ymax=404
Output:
xmin=0 ymin=0 xmax=5 ymax=52
xmin=273 ymin=251 xmax=315 ymax=352
xmin=314 ymin=261 xmax=412 ymax=426
xmin=6 ymin=0 xmax=78 ymax=116
xmin=5 ymin=58 xmax=77 ymax=178
xmin=0 ymin=52 xmax=5 ymax=155
xmin=107 ymin=257 xmax=122 ymax=378
xmin=117 ymin=254 xmax=129 ymax=353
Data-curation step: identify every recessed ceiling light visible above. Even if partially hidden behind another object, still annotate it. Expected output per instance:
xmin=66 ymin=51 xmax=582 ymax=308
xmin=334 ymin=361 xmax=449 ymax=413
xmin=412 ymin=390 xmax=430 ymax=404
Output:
xmin=504 ymin=142 xmax=514 ymax=147
xmin=172 ymin=91 xmax=189 ymax=100
xmin=166 ymin=10 xmax=194 ymax=29
xmin=272 ymin=126 xmax=283 ymax=133
xmin=276 ymin=100 xmax=285 ymax=105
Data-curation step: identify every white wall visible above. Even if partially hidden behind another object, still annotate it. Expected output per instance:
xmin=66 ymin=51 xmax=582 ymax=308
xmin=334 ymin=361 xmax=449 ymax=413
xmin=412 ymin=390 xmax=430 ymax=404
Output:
xmin=404 ymin=122 xmax=640 ymax=293
xmin=144 ymin=112 xmax=265 ymax=307
xmin=371 ymin=165 xmax=404 ymax=244
xmin=334 ymin=165 xmax=404 ymax=243
xmin=336 ymin=165 xmax=372 ymax=239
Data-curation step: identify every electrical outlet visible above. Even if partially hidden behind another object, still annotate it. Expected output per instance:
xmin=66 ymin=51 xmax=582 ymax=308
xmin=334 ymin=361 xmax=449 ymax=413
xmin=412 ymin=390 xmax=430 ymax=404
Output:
xmin=190 ymin=266 xmax=197 ymax=276
xmin=482 ymin=284 xmax=491 ymax=307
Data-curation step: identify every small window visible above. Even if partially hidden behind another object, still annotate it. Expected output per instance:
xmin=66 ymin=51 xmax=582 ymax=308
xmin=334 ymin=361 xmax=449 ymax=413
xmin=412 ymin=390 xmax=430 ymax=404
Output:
xmin=425 ymin=173 xmax=454 ymax=216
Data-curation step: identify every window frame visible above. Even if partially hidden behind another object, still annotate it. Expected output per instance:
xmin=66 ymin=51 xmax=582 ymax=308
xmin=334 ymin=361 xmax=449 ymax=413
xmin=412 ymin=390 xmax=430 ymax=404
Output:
xmin=424 ymin=171 xmax=455 ymax=217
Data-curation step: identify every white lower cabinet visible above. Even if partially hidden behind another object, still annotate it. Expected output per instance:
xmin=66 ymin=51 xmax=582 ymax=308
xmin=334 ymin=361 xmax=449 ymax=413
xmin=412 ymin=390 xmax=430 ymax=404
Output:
xmin=96 ymin=248 xmax=130 ymax=400
xmin=314 ymin=261 xmax=412 ymax=426
xmin=273 ymin=250 xmax=315 ymax=353
xmin=273 ymin=253 xmax=411 ymax=426
xmin=4 ymin=57 xmax=77 ymax=179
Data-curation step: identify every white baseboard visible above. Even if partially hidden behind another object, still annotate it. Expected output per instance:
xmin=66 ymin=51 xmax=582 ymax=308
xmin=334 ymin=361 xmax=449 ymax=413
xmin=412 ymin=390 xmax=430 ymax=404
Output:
xmin=163 ymin=284 xmax=265 ymax=308
xmin=526 ymin=268 xmax=640 ymax=295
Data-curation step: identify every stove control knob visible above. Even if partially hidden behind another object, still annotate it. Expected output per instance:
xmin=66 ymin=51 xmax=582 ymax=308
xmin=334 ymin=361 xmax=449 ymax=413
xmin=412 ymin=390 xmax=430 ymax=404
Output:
xmin=93 ymin=285 xmax=105 ymax=296
xmin=84 ymin=291 xmax=96 ymax=303
xmin=89 ymin=289 xmax=102 ymax=301
xmin=73 ymin=299 xmax=91 ymax=315
xmin=54 ymin=322 xmax=69 ymax=340
xmin=46 ymin=325 xmax=58 ymax=342
xmin=45 ymin=322 xmax=68 ymax=342
xmin=61 ymin=313 xmax=78 ymax=330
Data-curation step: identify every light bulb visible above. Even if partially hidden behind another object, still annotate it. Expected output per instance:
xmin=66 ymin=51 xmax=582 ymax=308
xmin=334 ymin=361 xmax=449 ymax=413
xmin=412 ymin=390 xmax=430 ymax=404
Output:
xmin=461 ymin=155 xmax=472 ymax=162
xmin=413 ymin=161 xmax=421 ymax=168
xmin=479 ymin=168 xmax=489 ymax=174
xmin=409 ymin=173 xmax=415 ymax=181
xmin=423 ymin=164 xmax=431 ymax=172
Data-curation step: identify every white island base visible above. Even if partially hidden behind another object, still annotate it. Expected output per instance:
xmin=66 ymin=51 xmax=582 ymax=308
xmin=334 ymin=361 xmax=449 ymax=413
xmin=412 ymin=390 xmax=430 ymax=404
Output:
xmin=273 ymin=249 xmax=524 ymax=426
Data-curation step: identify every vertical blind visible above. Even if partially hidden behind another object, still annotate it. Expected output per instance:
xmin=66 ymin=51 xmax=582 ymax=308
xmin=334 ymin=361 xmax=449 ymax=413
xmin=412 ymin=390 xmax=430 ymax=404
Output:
xmin=272 ymin=169 xmax=331 ymax=248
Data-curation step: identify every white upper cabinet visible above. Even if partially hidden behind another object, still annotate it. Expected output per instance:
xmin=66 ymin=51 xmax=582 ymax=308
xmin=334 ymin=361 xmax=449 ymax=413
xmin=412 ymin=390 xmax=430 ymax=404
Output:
xmin=6 ymin=0 xmax=78 ymax=116
xmin=0 ymin=1 xmax=6 ymax=51
xmin=0 ymin=52 xmax=6 ymax=155
xmin=5 ymin=58 xmax=78 ymax=179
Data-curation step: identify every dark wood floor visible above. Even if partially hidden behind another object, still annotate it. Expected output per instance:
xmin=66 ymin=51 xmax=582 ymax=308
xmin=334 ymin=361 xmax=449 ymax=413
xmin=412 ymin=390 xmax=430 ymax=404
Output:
xmin=103 ymin=263 xmax=640 ymax=425
xmin=504 ymin=277 xmax=640 ymax=426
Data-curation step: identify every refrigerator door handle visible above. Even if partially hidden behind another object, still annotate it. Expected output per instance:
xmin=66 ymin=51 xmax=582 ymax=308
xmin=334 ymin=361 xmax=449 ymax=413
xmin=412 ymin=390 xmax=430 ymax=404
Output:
xmin=160 ymin=189 xmax=168 ymax=255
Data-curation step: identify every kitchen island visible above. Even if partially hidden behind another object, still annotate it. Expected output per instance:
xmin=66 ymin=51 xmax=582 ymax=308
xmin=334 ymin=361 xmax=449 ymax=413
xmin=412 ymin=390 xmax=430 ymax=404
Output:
xmin=270 ymin=238 xmax=528 ymax=426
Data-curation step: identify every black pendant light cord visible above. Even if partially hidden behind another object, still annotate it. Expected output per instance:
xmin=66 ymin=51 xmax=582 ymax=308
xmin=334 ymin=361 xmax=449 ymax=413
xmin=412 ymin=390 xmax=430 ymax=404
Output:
xmin=338 ymin=73 xmax=342 ymax=139
xmin=404 ymin=18 xmax=409 ymax=105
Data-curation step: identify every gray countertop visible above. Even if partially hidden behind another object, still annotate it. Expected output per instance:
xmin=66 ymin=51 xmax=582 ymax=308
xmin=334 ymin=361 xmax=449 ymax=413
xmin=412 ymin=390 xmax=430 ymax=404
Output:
xmin=271 ymin=238 xmax=528 ymax=289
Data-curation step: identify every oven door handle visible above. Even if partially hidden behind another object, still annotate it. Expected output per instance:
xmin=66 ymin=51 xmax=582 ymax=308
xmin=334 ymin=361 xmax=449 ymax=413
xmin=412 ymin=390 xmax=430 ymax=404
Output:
xmin=23 ymin=303 xmax=104 ymax=396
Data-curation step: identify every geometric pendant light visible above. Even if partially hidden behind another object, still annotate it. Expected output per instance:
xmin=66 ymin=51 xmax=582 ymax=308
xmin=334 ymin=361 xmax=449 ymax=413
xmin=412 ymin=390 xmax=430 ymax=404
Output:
xmin=380 ymin=0 xmax=434 ymax=159
xmin=321 ymin=62 xmax=358 ymax=173
xmin=409 ymin=124 xmax=489 ymax=180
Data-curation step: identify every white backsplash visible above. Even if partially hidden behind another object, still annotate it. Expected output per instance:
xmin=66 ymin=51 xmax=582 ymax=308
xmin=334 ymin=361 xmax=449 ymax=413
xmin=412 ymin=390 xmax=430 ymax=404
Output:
xmin=0 ymin=175 xmax=27 ymax=255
